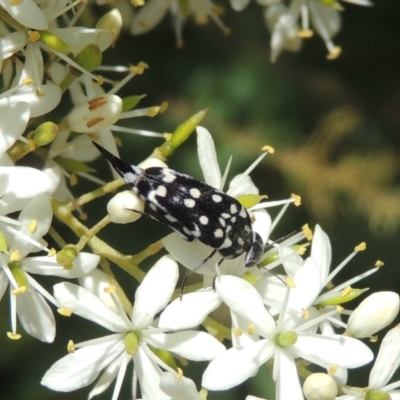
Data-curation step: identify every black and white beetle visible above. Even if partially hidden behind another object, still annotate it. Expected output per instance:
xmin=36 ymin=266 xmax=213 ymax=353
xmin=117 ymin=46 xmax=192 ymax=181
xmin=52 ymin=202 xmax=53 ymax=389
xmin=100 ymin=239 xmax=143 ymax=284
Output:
xmin=93 ymin=142 xmax=265 ymax=270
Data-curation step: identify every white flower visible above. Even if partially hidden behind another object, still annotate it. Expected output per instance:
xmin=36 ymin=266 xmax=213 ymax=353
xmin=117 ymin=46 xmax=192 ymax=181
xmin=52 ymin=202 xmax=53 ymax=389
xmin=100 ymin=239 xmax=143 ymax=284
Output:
xmin=264 ymin=0 xmax=372 ymax=61
xmin=42 ymin=255 xmax=225 ymax=400
xmin=338 ymin=324 xmax=400 ymax=399
xmin=264 ymin=4 xmax=302 ymax=63
xmin=201 ymin=275 xmax=373 ymax=399
xmin=131 ymin=0 xmax=229 ymax=47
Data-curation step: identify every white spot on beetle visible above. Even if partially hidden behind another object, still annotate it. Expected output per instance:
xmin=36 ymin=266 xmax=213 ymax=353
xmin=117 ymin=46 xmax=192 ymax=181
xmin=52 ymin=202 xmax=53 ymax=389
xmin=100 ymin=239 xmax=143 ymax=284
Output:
xmin=214 ymin=229 xmax=223 ymax=238
xmin=165 ymin=214 xmax=178 ymax=222
xmin=230 ymin=204 xmax=238 ymax=214
xmin=199 ymin=215 xmax=209 ymax=225
xmin=190 ymin=188 xmax=201 ymax=198
xmin=221 ymin=238 xmax=232 ymax=248
xmin=184 ymin=198 xmax=196 ymax=208
xmin=162 ymin=171 xmax=176 ymax=183
xmin=155 ymin=185 xmax=167 ymax=197
xmin=212 ymin=194 xmax=222 ymax=203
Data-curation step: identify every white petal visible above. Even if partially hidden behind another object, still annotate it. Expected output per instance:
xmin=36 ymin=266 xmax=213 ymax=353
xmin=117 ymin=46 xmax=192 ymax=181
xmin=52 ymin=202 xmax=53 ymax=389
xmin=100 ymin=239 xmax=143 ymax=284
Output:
xmin=347 ymin=291 xmax=400 ymax=338
xmin=160 ymin=371 xmax=201 ymax=400
xmin=1 ymin=0 xmax=48 ymax=29
xmin=24 ymin=253 xmax=100 ymax=278
xmin=279 ymin=245 xmax=303 ymax=276
xmin=275 ymin=348 xmax=303 ymax=400
xmin=131 ymin=0 xmax=172 ymax=35
xmin=196 ymin=126 xmax=221 ymax=189
xmin=53 ymin=282 xmax=127 ymax=332
xmin=202 ymin=339 xmax=274 ymax=390
xmin=79 ymin=268 xmax=117 ymax=312
xmin=230 ymin=0 xmax=251 ymax=11
xmin=228 ymin=174 xmax=259 ymax=198
xmin=252 ymin=210 xmax=272 ymax=245
xmin=216 ymin=275 xmax=276 ymax=337
xmin=159 ymin=288 xmax=221 ymax=330
xmin=10 ymin=194 xmax=53 ymax=258
xmin=162 ymin=233 xmax=216 ymax=277
xmin=311 ymin=224 xmax=332 ymax=283
xmin=145 ymin=331 xmax=225 ymax=361
xmin=131 ymin=255 xmax=178 ymax=330
xmin=0 ymin=31 xmax=27 ymax=61
xmin=9 ymin=83 xmax=62 ymax=117
xmin=0 ymin=102 xmax=29 ymax=153
xmin=134 ymin=344 xmax=170 ymax=400
xmin=0 ymin=166 xmax=56 ymax=214
xmin=41 ymin=339 xmax=124 ymax=391
xmin=292 ymin=333 xmax=373 ymax=368
xmin=369 ymin=324 xmax=400 ymax=388
xmin=17 ymin=288 xmax=55 ymax=342
xmin=287 ymin=258 xmax=321 ymax=313
xmin=61 ymin=133 xmax=101 ymax=162
xmin=88 ymin=352 xmax=130 ymax=400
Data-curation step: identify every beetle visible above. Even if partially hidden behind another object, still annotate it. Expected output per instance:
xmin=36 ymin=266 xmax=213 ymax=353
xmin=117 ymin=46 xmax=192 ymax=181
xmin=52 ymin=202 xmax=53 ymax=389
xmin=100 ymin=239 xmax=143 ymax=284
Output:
xmin=93 ymin=141 xmax=264 ymax=270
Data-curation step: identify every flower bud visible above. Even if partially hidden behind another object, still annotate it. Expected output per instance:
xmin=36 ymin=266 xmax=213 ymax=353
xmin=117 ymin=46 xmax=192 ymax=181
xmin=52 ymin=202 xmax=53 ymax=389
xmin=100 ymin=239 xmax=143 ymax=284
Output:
xmin=96 ymin=9 xmax=122 ymax=51
xmin=303 ymin=373 xmax=338 ymax=400
xmin=56 ymin=246 xmax=78 ymax=268
xmin=347 ymin=292 xmax=400 ymax=338
xmin=32 ymin=121 xmax=58 ymax=146
xmin=138 ymin=157 xmax=168 ymax=169
xmin=107 ymin=191 xmax=144 ymax=224
xmin=67 ymin=94 xmax=122 ymax=133
xmin=40 ymin=31 xmax=70 ymax=53
xmin=75 ymin=44 xmax=102 ymax=72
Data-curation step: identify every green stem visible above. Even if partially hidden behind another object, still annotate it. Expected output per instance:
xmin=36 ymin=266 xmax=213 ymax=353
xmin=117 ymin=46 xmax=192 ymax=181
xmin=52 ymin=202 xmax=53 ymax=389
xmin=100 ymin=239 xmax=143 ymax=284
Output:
xmin=75 ymin=215 xmax=111 ymax=251
xmin=68 ymin=178 xmax=124 ymax=210
xmin=51 ymin=198 xmax=145 ymax=282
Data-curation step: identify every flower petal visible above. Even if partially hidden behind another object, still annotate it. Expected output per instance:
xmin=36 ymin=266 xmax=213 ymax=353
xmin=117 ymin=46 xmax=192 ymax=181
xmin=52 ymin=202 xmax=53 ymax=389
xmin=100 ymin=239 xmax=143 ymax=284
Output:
xmin=216 ymin=275 xmax=276 ymax=337
xmin=53 ymin=282 xmax=127 ymax=332
xmin=41 ymin=338 xmax=125 ymax=391
xmin=145 ymin=331 xmax=226 ymax=361
xmin=202 ymin=339 xmax=273 ymax=390
xmin=0 ymin=102 xmax=29 ymax=153
xmin=160 ymin=371 xmax=201 ymax=400
xmin=196 ymin=126 xmax=221 ymax=189
xmin=134 ymin=344 xmax=170 ymax=400
xmin=292 ymin=333 xmax=373 ymax=368
xmin=275 ymin=348 xmax=303 ymax=400
xmin=131 ymin=255 xmax=178 ymax=330
xmin=162 ymin=233 xmax=217 ymax=277
xmin=369 ymin=324 xmax=400 ymax=388
xmin=17 ymin=287 xmax=55 ymax=342
xmin=10 ymin=194 xmax=53 ymax=258
xmin=159 ymin=288 xmax=221 ymax=330
xmin=87 ymin=355 xmax=123 ymax=399
xmin=24 ymin=253 xmax=100 ymax=278
xmin=311 ymin=224 xmax=331 ymax=283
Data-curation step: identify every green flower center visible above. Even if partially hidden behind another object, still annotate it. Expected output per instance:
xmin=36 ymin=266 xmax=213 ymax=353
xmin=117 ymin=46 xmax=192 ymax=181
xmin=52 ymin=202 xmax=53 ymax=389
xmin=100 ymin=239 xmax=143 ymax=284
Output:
xmin=274 ymin=331 xmax=298 ymax=347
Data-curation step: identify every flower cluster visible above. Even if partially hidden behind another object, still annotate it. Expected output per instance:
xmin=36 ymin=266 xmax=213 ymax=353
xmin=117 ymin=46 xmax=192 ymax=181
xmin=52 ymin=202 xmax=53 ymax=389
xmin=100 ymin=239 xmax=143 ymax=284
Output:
xmin=0 ymin=1 xmax=398 ymax=400
xmin=129 ymin=0 xmax=372 ymax=61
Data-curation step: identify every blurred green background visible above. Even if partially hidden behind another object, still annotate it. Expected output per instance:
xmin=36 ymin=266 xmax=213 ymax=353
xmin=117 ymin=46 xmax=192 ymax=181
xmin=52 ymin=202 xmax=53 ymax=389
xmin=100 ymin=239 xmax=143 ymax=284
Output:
xmin=1 ymin=0 xmax=400 ymax=398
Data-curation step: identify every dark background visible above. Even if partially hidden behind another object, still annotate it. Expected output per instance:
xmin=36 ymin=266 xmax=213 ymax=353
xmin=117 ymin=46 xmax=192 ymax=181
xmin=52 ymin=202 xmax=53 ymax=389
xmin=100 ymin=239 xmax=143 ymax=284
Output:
xmin=1 ymin=0 xmax=400 ymax=398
